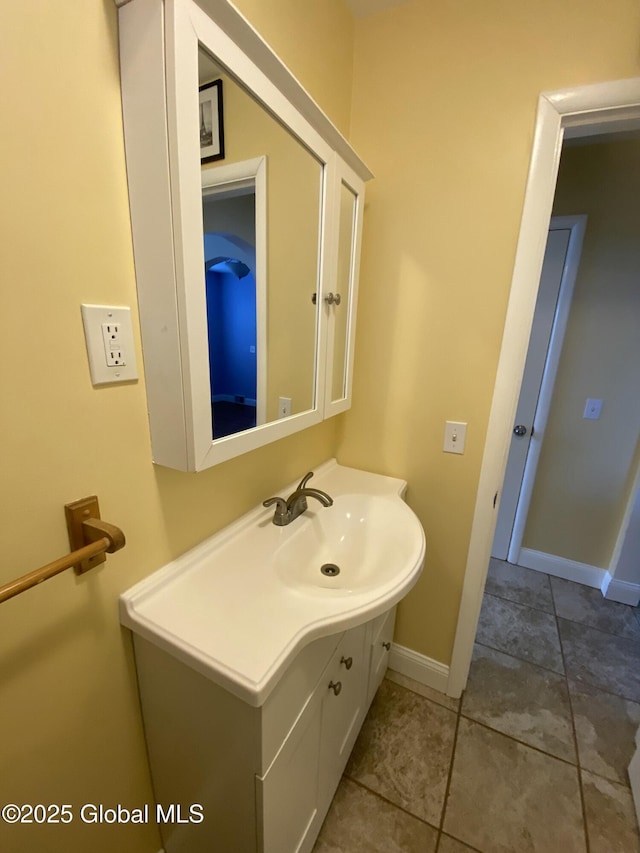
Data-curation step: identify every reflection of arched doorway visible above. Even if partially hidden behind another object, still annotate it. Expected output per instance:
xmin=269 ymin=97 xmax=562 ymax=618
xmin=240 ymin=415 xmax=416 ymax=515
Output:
xmin=204 ymin=251 xmax=257 ymax=438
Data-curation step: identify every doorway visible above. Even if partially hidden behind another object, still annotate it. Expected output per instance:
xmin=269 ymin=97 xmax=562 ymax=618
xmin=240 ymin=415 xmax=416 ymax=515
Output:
xmin=492 ymin=215 xmax=586 ymax=563
xmin=448 ymin=77 xmax=640 ymax=699
xmin=201 ymin=156 xmax=267 ymax=437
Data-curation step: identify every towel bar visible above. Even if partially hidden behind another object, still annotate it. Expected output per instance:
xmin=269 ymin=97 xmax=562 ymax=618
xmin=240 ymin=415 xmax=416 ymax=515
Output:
xmin=0 ymin=496 xmax=125 ymax=604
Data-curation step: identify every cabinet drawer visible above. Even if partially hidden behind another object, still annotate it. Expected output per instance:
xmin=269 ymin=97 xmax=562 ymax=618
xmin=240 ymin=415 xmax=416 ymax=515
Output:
xmin=368 ymin=607 xmax=396 ymax=704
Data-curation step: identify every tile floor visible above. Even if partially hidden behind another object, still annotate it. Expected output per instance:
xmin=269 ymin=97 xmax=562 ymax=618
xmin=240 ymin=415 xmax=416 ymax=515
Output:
xmin=313 ymin=559 xmax=640 ymax=852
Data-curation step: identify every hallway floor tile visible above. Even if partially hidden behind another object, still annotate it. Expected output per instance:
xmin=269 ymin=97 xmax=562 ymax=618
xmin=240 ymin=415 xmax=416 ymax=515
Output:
xmin=550 ymin=576 xmax=640 ymax=640
xmin=476 ymin=593 xmax=564 ymax=672
xmin=462 ymin=642 xmax=575 ymax=761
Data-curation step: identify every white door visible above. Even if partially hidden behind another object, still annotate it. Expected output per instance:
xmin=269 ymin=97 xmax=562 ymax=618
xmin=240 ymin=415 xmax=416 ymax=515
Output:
xmin=492 ymin=217 xmax=586 ymax=561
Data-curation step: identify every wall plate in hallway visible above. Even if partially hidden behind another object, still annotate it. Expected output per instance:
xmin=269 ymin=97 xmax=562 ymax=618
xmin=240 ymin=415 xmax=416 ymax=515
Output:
xmin=444 ymin=421 xmax=467 ymax=454
xmin=81 ymin=304 xmax=139 ymax=385
xmin=278 ymin=396 xmax=292 ymax=418
xmin=583 ymin=398 xmax=603 ymax=420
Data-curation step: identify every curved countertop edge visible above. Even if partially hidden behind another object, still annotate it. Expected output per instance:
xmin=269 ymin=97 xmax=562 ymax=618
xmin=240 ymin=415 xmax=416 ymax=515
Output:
xmin=120 ymin=460 xmax=426 ymax=707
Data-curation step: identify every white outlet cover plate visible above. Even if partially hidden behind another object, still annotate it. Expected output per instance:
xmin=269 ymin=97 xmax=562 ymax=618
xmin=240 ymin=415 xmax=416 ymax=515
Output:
xmin=81 ymin=304 xmax=139 ymax=385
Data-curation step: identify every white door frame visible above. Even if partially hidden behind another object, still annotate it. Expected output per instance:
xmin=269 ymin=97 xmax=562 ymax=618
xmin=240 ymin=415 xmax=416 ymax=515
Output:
xmin=494 ymin=215 xmax=587 ymax=564
xmin=446 ymin=77 xmax=640 ymax=699
xmin=202 ymin=156 xmax=267 ymax=425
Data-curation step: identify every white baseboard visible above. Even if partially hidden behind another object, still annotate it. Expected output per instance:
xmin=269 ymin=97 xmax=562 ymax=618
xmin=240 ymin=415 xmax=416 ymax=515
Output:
xmin=388 ymin=643 xmax=449 ymax=695
xmin=518 ymin=547 xmax=606 ymax=589
xmin=518 ymin=549 xmax=640 ymax=605
xmin=601 ymin=572 xmax=640 ymax=606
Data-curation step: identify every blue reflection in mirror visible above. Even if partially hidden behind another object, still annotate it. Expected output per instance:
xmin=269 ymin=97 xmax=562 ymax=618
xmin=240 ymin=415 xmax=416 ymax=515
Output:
xmin=204 ymin=232 xmax=257 ymax=439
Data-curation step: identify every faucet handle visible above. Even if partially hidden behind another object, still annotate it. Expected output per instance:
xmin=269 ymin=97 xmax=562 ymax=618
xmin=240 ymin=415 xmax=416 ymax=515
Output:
xmin=297 ymin=471 xmax=315 ymax=490
xmin=263 ymin=496 xmax=287 ymax=517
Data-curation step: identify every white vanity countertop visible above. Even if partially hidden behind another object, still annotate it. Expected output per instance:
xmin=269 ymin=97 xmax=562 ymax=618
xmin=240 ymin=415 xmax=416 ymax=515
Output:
xmin=119 ymin=460 xmax=425 ymax=706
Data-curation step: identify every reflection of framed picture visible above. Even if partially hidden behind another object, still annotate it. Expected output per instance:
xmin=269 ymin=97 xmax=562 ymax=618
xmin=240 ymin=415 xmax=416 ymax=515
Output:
xmin=199 ymin=79 xmax=225 ymax=163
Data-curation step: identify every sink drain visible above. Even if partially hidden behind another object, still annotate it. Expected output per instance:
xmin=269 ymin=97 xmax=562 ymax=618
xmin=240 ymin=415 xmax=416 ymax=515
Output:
xmin=320 ymin=563 xmax=340 ymax=577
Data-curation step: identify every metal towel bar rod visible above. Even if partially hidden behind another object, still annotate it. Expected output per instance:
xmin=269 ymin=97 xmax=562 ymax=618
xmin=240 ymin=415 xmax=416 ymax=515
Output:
xmin=0 ymin=496 xmax=126 ymax=604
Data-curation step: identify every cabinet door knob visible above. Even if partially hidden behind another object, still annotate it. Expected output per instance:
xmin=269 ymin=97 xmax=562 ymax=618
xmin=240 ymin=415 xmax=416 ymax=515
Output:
xmin=328 ymin=680 xmax=342 ymax=696
xmin=382 ymin=641 xmax=391 ymax=651
xmin=340 ymin=655 xmax=353 ymax=670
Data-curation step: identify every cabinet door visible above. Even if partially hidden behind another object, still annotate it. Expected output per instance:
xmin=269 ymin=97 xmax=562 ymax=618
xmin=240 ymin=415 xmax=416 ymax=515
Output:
xmin=368 ymin=607 xmax=396 ymax=705
xmin=257 ymin=694 xmax=322 ymax=853
xmin=323 ymin=158 xmax=365 ymax=418
xmin=318 ymin=623 xmax=368 ymax=811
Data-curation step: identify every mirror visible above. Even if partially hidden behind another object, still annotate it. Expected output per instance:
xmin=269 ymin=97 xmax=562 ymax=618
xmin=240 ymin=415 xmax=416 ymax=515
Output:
xmin=331 ymin=180 xmax=358 ymax=403
xmin=118 ymin=0 xmax=371 ymax=471
xmin=199 ymin=47 xmax=322 ymax=441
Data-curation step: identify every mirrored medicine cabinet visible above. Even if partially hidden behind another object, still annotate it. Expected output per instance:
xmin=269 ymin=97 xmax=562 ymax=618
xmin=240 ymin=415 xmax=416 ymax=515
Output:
xmin=117 ymin=0 xmax=371 ymax=471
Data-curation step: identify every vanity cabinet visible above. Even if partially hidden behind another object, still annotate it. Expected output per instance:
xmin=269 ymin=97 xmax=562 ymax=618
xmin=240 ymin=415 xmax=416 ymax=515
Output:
xmin=132 ymin=608 xmax=395 ymax=853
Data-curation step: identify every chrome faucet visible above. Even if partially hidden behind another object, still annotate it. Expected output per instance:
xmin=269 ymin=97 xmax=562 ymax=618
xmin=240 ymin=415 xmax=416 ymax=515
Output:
xmin=263 ymin=471 xmax=333 ymax=526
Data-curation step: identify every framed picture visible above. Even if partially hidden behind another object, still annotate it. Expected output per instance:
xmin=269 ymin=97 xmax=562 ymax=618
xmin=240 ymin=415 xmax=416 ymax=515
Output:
xmin=199 ymin=79 xmax=225 ymax=163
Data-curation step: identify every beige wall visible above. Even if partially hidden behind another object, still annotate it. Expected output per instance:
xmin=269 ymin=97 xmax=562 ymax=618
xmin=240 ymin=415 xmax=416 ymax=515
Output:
xmin=221 ymin=0 xmax=355 ymax=137
xmin=523 ymin=139 xmax=640 ymax=567
xmin=337 ymin=0 xmax=640 ymax=664
xmin=0 ymin=2 xmax=348 ymax=852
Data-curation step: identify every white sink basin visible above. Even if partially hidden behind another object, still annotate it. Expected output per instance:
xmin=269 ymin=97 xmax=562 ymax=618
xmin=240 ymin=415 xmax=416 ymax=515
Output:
xmin=120 ymin=461 xmax=425 ymax=706
xmin=274 ymin=494 xmax=419 ymax=596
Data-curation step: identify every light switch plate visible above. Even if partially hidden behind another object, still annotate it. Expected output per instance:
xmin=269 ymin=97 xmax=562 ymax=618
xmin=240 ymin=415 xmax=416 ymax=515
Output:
xmin=81 ymin=304 xmax=138 ymax=385
xmin=583 ymin=398 xmax=603 ymax=420
xmin=278 ymin=396 xmax=292 ymax=418
xmin=444 ymin=421 xmax=467 ymax=454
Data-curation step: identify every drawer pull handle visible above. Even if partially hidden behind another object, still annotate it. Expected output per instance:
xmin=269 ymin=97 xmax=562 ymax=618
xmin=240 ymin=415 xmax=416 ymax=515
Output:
xmin=340 ymin=655 xmax=353 ymax=670
xmin=382 ymin=641 xmax=391 ymax=651
xmin=328 ymin=680 xmax=342 ymax=696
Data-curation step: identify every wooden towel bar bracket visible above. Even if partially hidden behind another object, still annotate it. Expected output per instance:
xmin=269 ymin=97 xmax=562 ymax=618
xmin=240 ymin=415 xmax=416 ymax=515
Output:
xmin=0 ymin=496 xmax=126 ymax=604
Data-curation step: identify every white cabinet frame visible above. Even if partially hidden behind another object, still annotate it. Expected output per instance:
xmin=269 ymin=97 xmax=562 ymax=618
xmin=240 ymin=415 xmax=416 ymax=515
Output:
xmin=118 ymin=0 xmax=372 ymax=471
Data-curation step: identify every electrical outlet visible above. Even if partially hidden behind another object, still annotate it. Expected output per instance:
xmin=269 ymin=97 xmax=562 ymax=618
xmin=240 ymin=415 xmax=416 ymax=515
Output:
xmin=102 ymin=322 xmax=125 ymax=367
xmin=81 ymin=304 xmax=138 ymax=385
